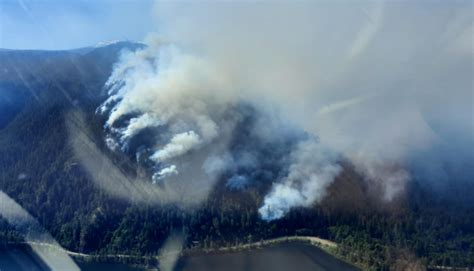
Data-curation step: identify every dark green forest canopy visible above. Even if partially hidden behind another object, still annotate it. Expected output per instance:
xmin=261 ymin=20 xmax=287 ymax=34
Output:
xmin=0 ymin=44 xmax=472 ymax=270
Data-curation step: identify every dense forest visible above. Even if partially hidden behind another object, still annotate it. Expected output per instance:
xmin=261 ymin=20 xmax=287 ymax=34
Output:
xmin=0 ymin=43 xmax=472 ymax=270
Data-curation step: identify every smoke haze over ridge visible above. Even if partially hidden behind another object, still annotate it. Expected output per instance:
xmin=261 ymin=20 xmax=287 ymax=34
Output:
xmin=98 ymin=1 xmax=473 ymax=220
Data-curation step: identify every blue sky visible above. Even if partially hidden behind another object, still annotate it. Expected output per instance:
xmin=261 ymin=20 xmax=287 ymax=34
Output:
xmin=0 ymin=0 xmax=155 ymax=50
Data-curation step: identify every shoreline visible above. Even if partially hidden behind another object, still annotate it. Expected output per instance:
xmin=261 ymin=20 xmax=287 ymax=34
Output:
xmin=4 ymin=235 xmax=342 ymax=267
xmin=186 ymin=236 xmax=338 ymax=256
xmin=2 ymin=239 xmax=471 ymax=271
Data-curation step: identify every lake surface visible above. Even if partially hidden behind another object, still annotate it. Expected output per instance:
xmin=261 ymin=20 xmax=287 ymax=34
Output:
xmin=0 ymin=247 xmax=48 ymax=271
xmin=175 ymin=243 xmax=358 ymax=271
xmin=0 ymin=242 xmax=359 ymax=271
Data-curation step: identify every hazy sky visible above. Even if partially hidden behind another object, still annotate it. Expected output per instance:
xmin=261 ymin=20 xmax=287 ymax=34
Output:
xmin=0 ymin=0 xmax=155 ymax=50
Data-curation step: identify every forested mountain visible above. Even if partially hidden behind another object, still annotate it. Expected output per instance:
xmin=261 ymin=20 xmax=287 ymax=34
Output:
xmin=0 ymin=43 xmax=472 ymax=271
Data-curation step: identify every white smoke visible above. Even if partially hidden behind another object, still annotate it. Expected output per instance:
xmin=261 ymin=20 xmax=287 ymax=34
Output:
xmin=98 ymin=42 xmax=241 ymax=198
xmin=97 ymin=1 xmax=473 ymax=220
xmin=150 ymin=131 xmax=201 ymax=162
xmin=259 ymin=139 xmax=341 ymax=220
xmin=120 ymin=113 xmax=161 ymax=141
xmin=69 ymin=110 xmax=226 ymax=207
xmin=153 ymin=165 xmax=179 ymax=183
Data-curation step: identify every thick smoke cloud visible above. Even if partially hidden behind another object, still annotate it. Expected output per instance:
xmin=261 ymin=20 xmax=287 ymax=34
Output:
xmin=98 ymin=1 xmax=473 ymax=220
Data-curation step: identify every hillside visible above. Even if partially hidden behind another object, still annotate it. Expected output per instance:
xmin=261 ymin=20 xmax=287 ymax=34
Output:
xmin=0 ymin=44 xmax=472 ymax=270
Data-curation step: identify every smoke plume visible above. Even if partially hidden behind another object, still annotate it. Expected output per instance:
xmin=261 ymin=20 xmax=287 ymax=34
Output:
xmin=259 ymin=139 xmax=341 ymax=220
xmin=97 ymin=1 xmax=473 ymax=220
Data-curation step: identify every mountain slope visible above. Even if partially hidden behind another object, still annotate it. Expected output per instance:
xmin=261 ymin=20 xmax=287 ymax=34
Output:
xmin=0 ymin=43 xmax=472 ymax=270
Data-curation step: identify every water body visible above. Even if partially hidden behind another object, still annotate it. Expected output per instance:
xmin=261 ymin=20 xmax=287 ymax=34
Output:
xmin=0 ymin=242 xmax=359 ymax=271
xmin=0 ymin=247 xmax=49 ymax=271
xmin=77 ymin=262 xmax=145 ymax=271
xmin=175 ymin=243 xmax=359 ymax=271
